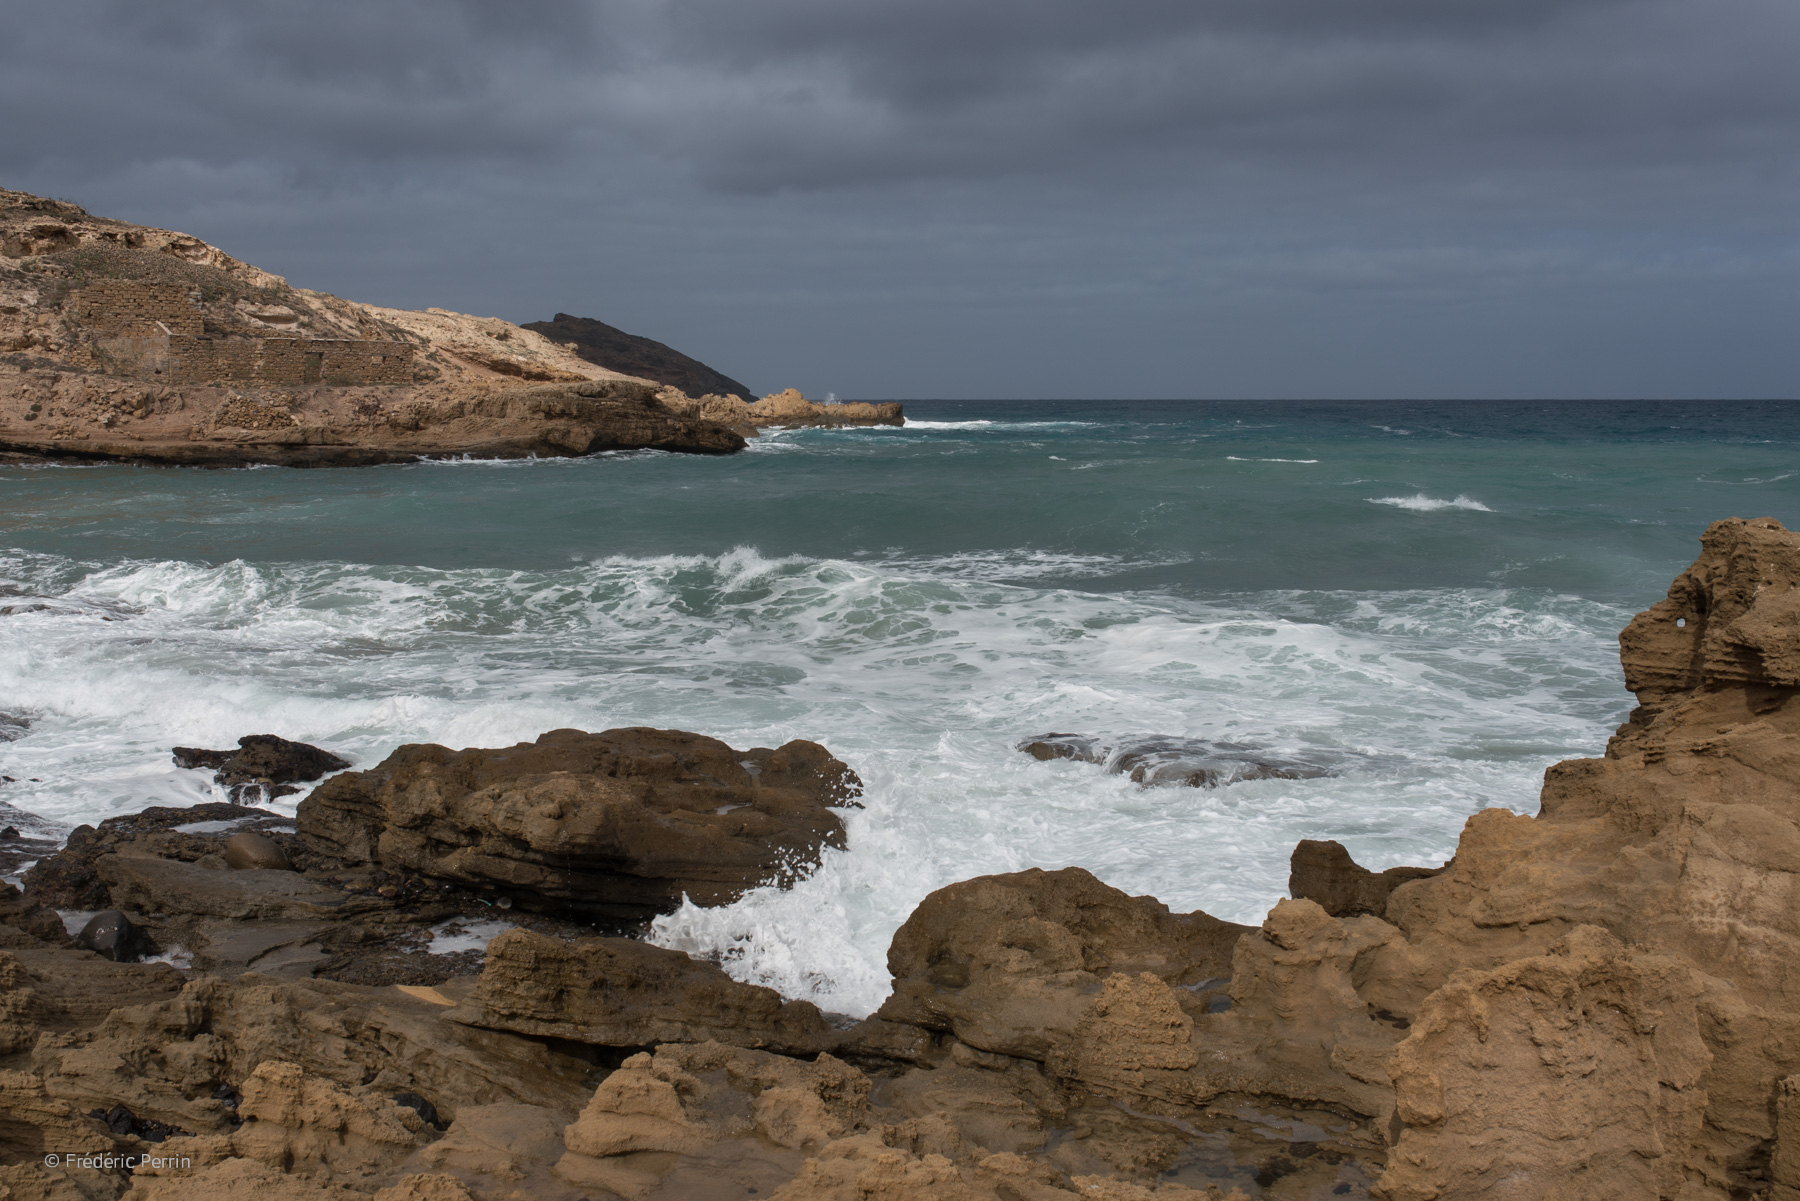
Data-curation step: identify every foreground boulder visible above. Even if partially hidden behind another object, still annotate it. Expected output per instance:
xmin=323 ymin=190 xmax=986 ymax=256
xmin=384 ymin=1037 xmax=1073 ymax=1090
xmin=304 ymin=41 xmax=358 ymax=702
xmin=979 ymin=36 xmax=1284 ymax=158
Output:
xmin=298 ymin=727 xmax=863 ymax=921
xmin=879 ymin=866 xmax=1249 ymax=1060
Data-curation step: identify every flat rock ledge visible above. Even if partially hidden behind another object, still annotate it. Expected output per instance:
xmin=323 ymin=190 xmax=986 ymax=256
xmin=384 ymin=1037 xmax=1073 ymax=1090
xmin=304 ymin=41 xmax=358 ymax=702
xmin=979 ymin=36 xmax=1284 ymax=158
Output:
xmin=4 ymin=517 xmax=1800 ymax=1199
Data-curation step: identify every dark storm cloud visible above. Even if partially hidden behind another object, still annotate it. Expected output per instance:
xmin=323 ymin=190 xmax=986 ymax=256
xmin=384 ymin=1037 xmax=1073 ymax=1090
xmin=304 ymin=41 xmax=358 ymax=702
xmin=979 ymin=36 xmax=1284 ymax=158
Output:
xmin=9 ymin=0 xmax=1795 ymax=190
xmin=1 ymin=0 xmax=1796 ymax=397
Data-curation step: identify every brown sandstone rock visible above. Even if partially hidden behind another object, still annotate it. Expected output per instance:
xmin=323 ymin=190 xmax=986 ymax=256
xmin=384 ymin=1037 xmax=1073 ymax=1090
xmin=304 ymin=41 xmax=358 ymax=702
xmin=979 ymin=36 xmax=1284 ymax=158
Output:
xmin=21 ymin=803 xmax=289 ymax=911
xmin=95 ymin=855 xmax=370 ymax=922
xmin=221 ymin=833 xmax=290 ymax=872
xmin=298 ymin=727 xmax=862 ymax=920
xmin=1376 ymin=928 xmax=1710 ymax=1201
xmin=1356 ymin=517 xmax=1800 ymax=1197
xmin=28 ymin=972 xmax=597 ymax=1138
xmin=877 ymin=867 xmax=1248 ymax=1061
xmin=449 ymin=928 xmax=832 ymax=1054
xmin=1288 ymin=839 xmax=1439 ymax=918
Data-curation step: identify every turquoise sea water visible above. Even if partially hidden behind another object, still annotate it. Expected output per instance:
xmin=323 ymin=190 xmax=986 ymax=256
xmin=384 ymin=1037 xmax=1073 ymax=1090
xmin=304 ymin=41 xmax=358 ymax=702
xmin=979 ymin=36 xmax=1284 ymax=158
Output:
xmin=2 ymin=399 xmax=1796 ymax=1014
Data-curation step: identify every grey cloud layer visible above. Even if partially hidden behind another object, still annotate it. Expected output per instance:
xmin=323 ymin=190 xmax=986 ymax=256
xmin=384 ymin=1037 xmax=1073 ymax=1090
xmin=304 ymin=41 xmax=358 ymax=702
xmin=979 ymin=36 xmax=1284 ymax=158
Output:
xmin=10 ymin=0 xmax=1795 ymax=190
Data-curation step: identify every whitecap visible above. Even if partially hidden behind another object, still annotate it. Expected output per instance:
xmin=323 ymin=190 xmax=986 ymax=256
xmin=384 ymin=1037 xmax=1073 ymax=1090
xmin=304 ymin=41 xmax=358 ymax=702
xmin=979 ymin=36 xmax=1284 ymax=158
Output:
xmin=1369 ymin=494 xmax=1493 ymax=512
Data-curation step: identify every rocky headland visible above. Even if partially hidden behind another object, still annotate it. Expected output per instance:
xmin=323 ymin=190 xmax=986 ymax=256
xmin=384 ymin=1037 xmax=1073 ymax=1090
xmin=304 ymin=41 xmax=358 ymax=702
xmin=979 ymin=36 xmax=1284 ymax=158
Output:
xmin=2 ymin=516 xmax=1799 ymax=1198
xmin=0 ymin=188 xmax=898 ymax=467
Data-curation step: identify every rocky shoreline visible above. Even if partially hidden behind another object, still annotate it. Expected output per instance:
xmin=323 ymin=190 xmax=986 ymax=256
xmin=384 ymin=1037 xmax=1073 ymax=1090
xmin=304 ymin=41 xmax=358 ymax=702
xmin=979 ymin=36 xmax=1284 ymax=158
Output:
xmin=0 ymin=188 xmax=901 ymax=468
xmin=2 ymin=516 xmax=1799 ymax=1199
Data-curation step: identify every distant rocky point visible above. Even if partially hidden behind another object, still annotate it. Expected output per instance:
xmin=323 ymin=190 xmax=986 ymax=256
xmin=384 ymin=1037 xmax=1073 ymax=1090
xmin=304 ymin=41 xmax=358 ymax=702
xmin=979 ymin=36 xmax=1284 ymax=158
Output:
xmin=0 ymin=187 xmax=898 ymax=467
xmin=523 ymin=312 xmax=754 ymax=403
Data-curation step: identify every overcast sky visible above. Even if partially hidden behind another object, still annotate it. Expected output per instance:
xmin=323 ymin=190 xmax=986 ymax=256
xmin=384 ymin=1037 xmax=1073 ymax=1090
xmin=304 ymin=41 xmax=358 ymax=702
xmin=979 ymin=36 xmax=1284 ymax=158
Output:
xmin=3 ymin=0 xmax=1796 ymax=399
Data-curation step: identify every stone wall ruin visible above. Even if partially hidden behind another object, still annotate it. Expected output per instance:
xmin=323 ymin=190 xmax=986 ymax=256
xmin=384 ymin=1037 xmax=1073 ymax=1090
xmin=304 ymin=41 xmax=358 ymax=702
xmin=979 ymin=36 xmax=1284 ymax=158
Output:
xmin=165 ymin=336 xmax=412 ymax=386
xmin=70 ymin=280 xmax=203 ymax=336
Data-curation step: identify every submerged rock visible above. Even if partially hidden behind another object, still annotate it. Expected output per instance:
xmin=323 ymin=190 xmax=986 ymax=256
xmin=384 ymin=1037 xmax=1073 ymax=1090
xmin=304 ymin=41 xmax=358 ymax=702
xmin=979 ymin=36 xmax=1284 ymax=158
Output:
xmin=0 ymin=800 xmax=61 ymax=876
xmin=298 ymin=727 xmax=863 ymax=921
xmin=1018 ymin=733 xmax=1367 ymax=788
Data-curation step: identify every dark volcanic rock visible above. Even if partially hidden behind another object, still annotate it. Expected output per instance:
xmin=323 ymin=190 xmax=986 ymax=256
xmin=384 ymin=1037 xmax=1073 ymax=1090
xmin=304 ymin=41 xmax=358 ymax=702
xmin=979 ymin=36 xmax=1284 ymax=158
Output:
xmin=1018 ymin=732 xmax=1369 ymax=788
xmin=297 ymin=726 xmax=863 ymax=921
xmin=524 ymin=312 xmax=755 ymax=401
xmin=172 ymin=734 xmax=350 ymax=802
xmin=76 ymin=909 xmax=146 ymax=962
xmin=1288 ymin=838 xmax=1440 ymax=919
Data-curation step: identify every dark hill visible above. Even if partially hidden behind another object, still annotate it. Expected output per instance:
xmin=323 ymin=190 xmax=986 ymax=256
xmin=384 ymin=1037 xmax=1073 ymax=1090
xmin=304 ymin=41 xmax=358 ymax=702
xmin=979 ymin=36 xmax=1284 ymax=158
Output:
xmin=523 ymin=313 xmax=754 ymax=400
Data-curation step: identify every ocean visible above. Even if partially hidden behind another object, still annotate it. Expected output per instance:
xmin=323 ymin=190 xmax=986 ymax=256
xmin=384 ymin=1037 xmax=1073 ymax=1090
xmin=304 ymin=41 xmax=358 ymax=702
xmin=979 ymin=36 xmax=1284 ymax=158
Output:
xmin=2 ymin=399 xmax=1795 ymax=1016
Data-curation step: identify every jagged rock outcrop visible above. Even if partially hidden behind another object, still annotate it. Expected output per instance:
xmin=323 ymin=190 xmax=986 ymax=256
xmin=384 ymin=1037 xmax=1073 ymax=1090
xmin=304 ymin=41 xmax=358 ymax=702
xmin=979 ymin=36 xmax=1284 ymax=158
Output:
xmin=297 ymin=727 xmax=863 ymax=920
xmin=1379 ymin=927 xmax=1710 ymax=1201
xmin=1361 ymin=516 xmax=1800 ymax=1198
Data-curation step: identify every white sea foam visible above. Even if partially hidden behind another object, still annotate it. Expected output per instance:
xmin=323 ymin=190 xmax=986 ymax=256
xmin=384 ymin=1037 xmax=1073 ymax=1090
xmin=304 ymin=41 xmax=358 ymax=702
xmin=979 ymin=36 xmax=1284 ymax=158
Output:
xmin=1369 ymin=494 xmax=1493 ymax=512
xmin=900 ymin=420 xmax=1100 ymax=431
xmin=0 ymin=546 xmax=1627 ymax=1018
xmin=1226 ymin=456 xmax=1320 ymax=464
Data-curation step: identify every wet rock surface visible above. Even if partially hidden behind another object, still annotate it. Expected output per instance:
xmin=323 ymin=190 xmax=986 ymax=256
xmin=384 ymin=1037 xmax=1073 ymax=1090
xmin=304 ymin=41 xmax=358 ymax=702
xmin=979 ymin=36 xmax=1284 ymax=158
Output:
xmin=298 ymin=726 xmax=863 ymax=921
xmin=1019 ymin=733 xmax=1372 ymax=788
xmin=172 ymin=733 xmax=350 ymax=802
xmin=22 ymin=802 xmax=299 ymax=910
xmin=0 ymin=801 xmax=60 ymax=877
xmin=75 ymin=910 xmax=145 ymax=963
